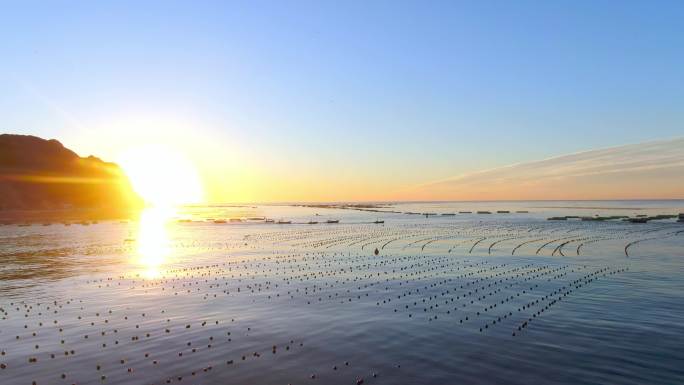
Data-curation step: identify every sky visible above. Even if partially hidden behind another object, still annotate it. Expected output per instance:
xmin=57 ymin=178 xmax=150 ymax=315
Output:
xmin=404 ymin=138 xmax=684 ymax=200
xmin=1 ymin=1 xmax=683 ymax=202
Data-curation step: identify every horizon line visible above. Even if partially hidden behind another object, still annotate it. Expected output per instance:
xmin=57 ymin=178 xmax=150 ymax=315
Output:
xmin=186 ymin=198 xmax=684 ymax=206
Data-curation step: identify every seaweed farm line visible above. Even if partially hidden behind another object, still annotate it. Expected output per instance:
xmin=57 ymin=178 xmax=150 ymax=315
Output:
xmin=1 ymin=201 xmax=683 ymax=385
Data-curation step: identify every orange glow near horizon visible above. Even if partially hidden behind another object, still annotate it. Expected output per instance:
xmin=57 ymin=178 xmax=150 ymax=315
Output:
xmin=98 ymin=137 xmax=684 ymax=204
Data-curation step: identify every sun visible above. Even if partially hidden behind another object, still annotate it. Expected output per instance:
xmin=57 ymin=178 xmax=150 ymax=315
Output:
xmin=118 ymin=144 xmax=203 ymax=207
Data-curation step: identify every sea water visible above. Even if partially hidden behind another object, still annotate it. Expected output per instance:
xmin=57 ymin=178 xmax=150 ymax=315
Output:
xmin=1 ymin=201 xmax=683 ymax=384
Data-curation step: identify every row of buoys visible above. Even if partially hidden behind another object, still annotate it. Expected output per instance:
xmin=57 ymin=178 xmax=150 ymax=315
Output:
xmin=1 ymin=213 xmax=652 ymax=384
xmin=250 ymin=218 xmax=680 ymax=257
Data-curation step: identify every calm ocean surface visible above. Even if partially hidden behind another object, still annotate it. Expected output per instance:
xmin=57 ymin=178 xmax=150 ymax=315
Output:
xmin=1 ymin=200 xmax=683 ymax=384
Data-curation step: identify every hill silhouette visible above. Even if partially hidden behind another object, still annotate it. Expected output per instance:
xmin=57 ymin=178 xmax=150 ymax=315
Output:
xmin=0 ymin=134 xmax=142 ymax=219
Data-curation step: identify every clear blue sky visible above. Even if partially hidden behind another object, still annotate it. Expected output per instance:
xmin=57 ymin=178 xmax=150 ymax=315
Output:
xmin=1 ymin=1 xmax=683 ymax=201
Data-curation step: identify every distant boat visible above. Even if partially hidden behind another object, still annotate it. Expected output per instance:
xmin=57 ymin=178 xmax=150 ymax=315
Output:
xmin=477 ymin=211 xmax=492 ymax=214
xmin=516 ymin=210 xmax=529 ymax=213
xmin=373 ymin=219 xmax=384 ymax=224
xmin=497 ymin=210 xmax=510 ymax=214
xmin=229 ymin=218 xmax=243 ymax=222
xmin=277 ymin=220 xmax=292 ymax=224
xmin=458 ymin=211 xmax=472 ymax=214
xmin=214 ymin=219 xmax=227 ymax=224
xmin=326 ymin=219 xmax=339 ymax=224
xmin=308 ymin=220 xmax=319 ymax=224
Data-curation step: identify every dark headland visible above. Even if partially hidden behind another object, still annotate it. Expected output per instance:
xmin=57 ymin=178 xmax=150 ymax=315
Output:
xmin=0 ymin=134 xmax=142 ymax=222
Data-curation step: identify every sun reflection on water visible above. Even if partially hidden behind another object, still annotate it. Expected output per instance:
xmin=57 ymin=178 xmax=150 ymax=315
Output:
xmin=134 ymin=207 xmax=175 ymax=278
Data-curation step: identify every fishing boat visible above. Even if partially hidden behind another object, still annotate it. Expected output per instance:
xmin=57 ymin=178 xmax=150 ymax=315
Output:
xmin=326 ymin=219 xmax=339 ymax=224
xmin=308 ymin=220 xmax=319 ymax=224
xmin=373 ymin=219 xmax=384 ymax=224
xmin=265 ymin=218 xmax=275 ymax=223
xmin=214 ymin=219 xmax=227 ymax=224
xmin=229 ymin=218 xmax=243 ymax=222
xmin=277 ymin=220 xmax=292 ymax=224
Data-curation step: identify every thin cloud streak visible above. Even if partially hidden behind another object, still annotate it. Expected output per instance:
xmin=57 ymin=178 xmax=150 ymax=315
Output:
xmin=403 ymin=138 xmax=684 ymax=200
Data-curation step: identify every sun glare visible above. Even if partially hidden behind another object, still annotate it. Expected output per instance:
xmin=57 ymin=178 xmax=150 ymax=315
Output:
xmin=134 ymin=206 xmax=173 ymax=278
xmin=118 ymin=144 xmax=203 ymax=207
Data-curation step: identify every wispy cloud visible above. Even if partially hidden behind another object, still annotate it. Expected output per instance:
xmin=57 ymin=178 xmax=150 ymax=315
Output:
xmin=402 ymin=138 xmax=684 ymax=200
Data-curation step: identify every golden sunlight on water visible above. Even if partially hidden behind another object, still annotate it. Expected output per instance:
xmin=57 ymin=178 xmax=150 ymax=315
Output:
xmin=118 ymin=144 xmax=205 ymax=278
xmin=133 ymin=207 xmax=175 ymax=278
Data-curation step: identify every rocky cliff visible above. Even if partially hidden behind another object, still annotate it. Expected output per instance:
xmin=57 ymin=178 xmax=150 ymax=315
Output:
xmin=0 ymin=134 xmax=142 ymax=216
